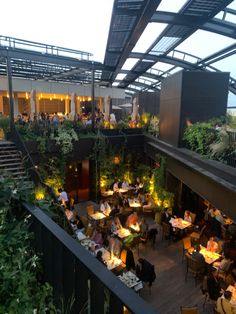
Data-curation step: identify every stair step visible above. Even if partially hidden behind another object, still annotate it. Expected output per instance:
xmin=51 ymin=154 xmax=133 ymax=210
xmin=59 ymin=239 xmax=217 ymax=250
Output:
xmin=0 ymin=158 xmax=21 ymax=163
xmin=0 ymin=164 xmax=24 ymax=169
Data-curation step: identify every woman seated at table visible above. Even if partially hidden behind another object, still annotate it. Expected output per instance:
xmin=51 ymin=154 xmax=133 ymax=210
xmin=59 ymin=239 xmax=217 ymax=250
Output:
xmin=207 ymin=268 xmax=224 ymax=301
xmin=100 ymin=200 xmax=111 ymax=216
xmin=126 ymin=212 xmax=138 ymax=228
xmin=111 ymin=216 xmax=122 ymax=233
xmin=184 ymin=210 xmax=192 ymax=223
xmin=207 ymin=236 xmax=219 ymax=253
xmin=91 ymin=228 xmax=104 ymax=247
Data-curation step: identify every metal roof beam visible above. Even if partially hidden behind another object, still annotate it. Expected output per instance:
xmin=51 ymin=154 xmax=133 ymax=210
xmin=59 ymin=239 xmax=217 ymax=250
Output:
xmin=151 ymin=11 xmax=236 ymax=39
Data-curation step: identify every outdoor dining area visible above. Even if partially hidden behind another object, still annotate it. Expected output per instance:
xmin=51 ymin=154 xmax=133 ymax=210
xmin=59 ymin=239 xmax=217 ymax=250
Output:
xmin=57 ymin=158 xmax=236 ymax=314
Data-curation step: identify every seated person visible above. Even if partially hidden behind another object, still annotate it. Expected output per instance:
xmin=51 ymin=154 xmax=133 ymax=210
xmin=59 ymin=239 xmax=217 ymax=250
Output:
xmin=126 ymin=212 xmax=138 ymax=228
xmin=214 ymin=252 xmax=233 ymax=272
xmin=136 ymin=258 xmax=156 ymax=287
xmin=121 ymin=180 xmax=130 ymax=190
xmin=73 ymin=213 xmax=85 ymax=232
xmin=100 ymin=200 xmax=111 ymax=216
xmin=111 ymin=216 xmax=122 ymax=233
xmin=142 ymin=194 xmax=154 ymax=211
xmin=207 ymin=236 xmax=219 ymax=253
xmin=113 ymin=180 xmax=119 ymax=192
xmin=184 ymin=211 xmax=192 ymax=223
xmin=216 ymin=290 xmax=234 ymax=314
xmin=138 ymin=191 xmax=147 ymax=205
xmin=161 ymin=208 xmax=172 ymax=224
xmin=192 ymin=244 xmax=206 ymax=273
xmin=107 ymin=235 xmax=122 ymax=257
xmin=91 ymin=228 xmax=103 ymax=247
xmin=207 ymin=268 xmax=223 ymax=301
xmin=96 ymin=250 xmax=106 ymax=266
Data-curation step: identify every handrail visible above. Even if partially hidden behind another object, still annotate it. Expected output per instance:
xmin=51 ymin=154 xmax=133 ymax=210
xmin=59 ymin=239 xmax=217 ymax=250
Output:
xmin=8 ymin=121 xmax=58 ymax=201
xmin=23 ymin=202 xmax=157 ymax=314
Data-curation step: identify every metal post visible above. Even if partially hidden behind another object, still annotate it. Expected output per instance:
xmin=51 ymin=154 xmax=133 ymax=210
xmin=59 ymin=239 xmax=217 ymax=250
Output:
xmin=91 ymin=62 xmax=95 ymax=130
xmin=6 ymin=54 xmax=14 ymax=126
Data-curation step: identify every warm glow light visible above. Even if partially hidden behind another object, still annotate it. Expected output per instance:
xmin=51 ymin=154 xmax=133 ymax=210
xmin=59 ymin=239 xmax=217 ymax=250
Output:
xmin=35 ymin=186 xmax=45 ymax=200
xmin=113 ymin=156 xmax=120 ymax=164
xmin=40 ymin=93 xmax=43 ymax=98
xmin=6 ymin=93 xmax=9 ymax=98
xmin=26 ymin=92 xmax=29 ymax=99
xmin=53 ymin=94 xmax=56 ymax=99
xmin=50 ymin=97 xmax=52 ymax=101
xmin=61 ymin=97 xmax=63 ymax=101
xmin=77 ymin=96 xmax=80 ymax=100
xmin=66 ymin=95 xmax=69 ymax=99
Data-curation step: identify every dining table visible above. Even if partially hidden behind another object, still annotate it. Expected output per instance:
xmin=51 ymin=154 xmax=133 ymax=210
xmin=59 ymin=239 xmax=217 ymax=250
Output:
xmin=199 ymin=245 xmax=221 ymax=264
xmin=89 ymin=212 xmax=106 ymax=220
xmin=114 ymin=227 xmax=131 ymax=239
xmin=170 ymin=217 xmax=192 ymax=230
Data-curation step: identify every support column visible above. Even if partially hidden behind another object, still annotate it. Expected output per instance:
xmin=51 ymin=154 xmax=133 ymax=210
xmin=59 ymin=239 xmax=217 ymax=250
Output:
xmin=6 ymin=55 xmax=14 ymax=124
xmin=65 ymin=97 xmax=69 ymax=114
xmin=30 ymin=89 xmax=36 ymax=119
xmin=70 ymin=92 xmax=76 ymax=120
xmin=13 ymin=92 xmax=19 ymax=118
xmin=0 ymin=95 xmax=3 ymax=115
xmin=91 ymin=63 xmax=95 ymax=129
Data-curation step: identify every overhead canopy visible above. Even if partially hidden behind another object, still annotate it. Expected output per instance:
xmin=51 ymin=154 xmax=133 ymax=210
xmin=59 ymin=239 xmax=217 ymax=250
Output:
xmin=0 ymin=0 xmax=235 ymax=106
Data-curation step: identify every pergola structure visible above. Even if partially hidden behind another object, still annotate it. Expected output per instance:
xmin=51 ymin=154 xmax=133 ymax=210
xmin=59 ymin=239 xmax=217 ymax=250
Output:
xmin=0 ymin=0 xmax=235 ymax=99
xmin=103 ymin=0 xmax=236 ymax=97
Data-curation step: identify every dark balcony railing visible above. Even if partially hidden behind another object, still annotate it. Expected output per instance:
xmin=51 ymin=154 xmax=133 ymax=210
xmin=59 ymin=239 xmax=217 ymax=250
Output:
xmin=23 ymin=203 xmax=157 ymax=314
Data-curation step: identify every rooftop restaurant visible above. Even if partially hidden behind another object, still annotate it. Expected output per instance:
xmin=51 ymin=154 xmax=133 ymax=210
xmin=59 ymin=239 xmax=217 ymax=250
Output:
xmin=0 ymin=0 xmax=236 ymax=313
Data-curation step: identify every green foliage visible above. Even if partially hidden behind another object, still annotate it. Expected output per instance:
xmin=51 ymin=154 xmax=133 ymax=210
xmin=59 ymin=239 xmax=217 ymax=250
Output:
xmin=147 ymin=115 xmax=159 ymax=137
xmin=50 ymin=127 xmax=78 ymax=155
xmin=0 ymin=177 xmax=57 ymax=314
xmin=0 ymin=116 xmax=10 ymax=136
xmin=183 ymin=114 xmax=236 ymax=162
xmin=183 ymin=121 xmax=217 ymax=156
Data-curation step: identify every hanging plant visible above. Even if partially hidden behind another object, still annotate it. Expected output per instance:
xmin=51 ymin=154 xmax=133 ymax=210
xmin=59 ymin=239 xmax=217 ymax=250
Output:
xmin=50 ymin=127 xmax=78 ymax=155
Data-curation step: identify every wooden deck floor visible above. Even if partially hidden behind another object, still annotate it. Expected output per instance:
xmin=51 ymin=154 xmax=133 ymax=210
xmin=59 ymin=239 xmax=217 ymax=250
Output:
xmin=76 ymin=202 xmax=214 ymax=314
xmin=136 ymin=227 xmax=214 ymax=314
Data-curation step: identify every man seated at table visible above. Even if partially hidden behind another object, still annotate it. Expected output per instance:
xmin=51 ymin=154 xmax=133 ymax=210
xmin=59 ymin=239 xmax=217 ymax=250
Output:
xmin=142 ymin=194 xmax=154 ymax=212
xmin=216 ymin=290 xmax=234 ymax=314
xmin=111 ymin=216 xmax=122 ymax=234
xmin=192 ymin=244 xmax=206 ymax=273
xmin=96 ymin=250 xmax=106 ymax=266
xmin=207 ymin=236 xmax=219 ymax=253
xmin=91 ymin=228 xmax=104 ymax=247
xmin=207 ymin=268 xmax=224 ymax=301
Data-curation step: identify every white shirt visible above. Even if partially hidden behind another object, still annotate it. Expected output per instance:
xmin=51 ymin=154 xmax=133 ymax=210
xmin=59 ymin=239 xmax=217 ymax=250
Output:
xmin=58 ymin=191 xmax=68 ymax=203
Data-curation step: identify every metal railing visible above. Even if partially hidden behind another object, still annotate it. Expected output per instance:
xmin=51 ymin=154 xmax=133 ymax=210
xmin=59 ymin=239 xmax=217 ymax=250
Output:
xmin=24 ymin=203 xmax=157 ymax=314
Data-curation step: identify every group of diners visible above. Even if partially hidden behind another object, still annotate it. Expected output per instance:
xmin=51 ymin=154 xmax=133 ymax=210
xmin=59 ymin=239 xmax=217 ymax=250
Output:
xmin=67 ymin=204 xmax=157 ymax=291
xmin=159 ymin=203 xmax=236 ymax=313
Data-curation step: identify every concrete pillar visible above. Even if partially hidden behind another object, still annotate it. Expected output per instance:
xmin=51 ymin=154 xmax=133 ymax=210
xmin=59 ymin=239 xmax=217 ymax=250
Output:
xmin=36 ymin=96 xmax=40 ymax=113
xmin=104 ymin=95 xmax=111 ymax=121
xmin=0 ymin=95 xmax=3 ymax=115
xmin=65 ymin=98 xmax=69 ymax=114
xmin=71 ymin=92 xmax=76 ymax=114
xmin=30 ymin=90 xmax=36 ymax=120
xmin=13 ymin=92 xmax=19 ymax=118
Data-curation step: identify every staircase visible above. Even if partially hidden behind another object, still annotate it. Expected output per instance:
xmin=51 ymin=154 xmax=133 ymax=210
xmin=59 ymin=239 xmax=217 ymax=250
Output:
xmin=0 ymin=140 xmax=33 ymax=190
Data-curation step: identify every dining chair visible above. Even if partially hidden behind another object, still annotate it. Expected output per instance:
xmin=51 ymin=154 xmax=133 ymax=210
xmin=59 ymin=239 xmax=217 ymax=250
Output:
xmin=182 ymin=237 xmax=192 ymax=262
xmin=162 ymin=222 xmax=171 ymax=240
xmin=190 ymin=224 xmax=206 ymax=243
xmin=180 ymin=305 xmax=199 ymax=314
xmin=185 ymin=253 xmax=203 ymax=286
